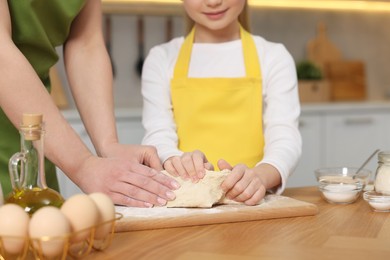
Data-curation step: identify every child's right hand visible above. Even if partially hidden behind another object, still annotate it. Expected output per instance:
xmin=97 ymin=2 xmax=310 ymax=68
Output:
xmin=163 ymin=150 xmax=214 ymax=182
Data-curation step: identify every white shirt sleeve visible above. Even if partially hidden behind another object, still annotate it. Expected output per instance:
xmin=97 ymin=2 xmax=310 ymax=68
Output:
xmin=141 ymin=35 xmax=302 ymax=194
xmin=141 ymin=38 xmax=185 ymax=162
xmin=255 ymin=37 xmax=302 ymax=194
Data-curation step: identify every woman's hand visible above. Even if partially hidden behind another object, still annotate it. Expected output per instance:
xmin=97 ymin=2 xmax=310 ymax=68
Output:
xmin=100 ymin=142 xmax=163 ymax=171
xmin=75 ymin=142 xmax=180 ymax=207
xmin=163 ymin=150 xmax=214 ymax=182
xmin=74 ymin=155 xmax=180 ymax=207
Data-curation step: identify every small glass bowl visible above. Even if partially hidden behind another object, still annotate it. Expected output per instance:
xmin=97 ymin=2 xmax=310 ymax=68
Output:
xmin=363 ymin=191 xmax=390 ymax=212
xmin=315 ymin=167 xmax=370 ymax=204
xmin=315 ymin=167 xmax=371 ymax=188
xmin=318 ymin=179 xmax=364 ymax=204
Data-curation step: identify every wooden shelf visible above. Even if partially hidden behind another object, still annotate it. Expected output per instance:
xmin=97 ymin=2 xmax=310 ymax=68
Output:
xmin=102 ymin=0 xmax=182 ymax=16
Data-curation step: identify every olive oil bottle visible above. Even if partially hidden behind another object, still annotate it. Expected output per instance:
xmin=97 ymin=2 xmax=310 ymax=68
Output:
xmin=6 ymin=114 xmax=64 ymax=215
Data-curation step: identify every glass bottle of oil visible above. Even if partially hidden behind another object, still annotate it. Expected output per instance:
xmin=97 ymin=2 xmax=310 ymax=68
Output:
xmin=5 ymin=113 xmax=64 ymax=215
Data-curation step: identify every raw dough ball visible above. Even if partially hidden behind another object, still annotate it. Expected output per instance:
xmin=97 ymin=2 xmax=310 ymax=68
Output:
xmin=164 ymin=170 xmax=231 ymax=208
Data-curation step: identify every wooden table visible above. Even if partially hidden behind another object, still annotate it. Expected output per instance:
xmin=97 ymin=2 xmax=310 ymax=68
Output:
xmin=85 ymin=187 xmax=390 ymax=260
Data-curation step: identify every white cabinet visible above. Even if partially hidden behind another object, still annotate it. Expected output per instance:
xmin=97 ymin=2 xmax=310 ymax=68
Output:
xmin=324 ymin=112 xmax=390 ymax=171
xmin=288 ymin=115 xmax=322 ymax=187
xmin=116 ymin=117 xmax=144 ymax=145
xmin=291 ymin=103 xmax=390 ymax=188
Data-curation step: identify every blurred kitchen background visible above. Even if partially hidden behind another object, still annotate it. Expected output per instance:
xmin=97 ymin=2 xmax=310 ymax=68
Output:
xmin=54 ymin=0 xmax=390 ymax=197
xmin=53 ymin=1 xmax=390 ymax=107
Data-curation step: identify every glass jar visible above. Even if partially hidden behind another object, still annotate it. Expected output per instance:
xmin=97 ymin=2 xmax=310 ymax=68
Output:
xmin=374 ymin=151 xmax=390 ymax=195
xmin=5 ymin=114 xmax=64 ymax=215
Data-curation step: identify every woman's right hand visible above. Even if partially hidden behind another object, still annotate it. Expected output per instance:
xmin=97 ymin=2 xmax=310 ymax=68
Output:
xmin=72 ymin=155 xmax=180 ymax=208
xmin=163 ymin=150 xmax=214 ymax=182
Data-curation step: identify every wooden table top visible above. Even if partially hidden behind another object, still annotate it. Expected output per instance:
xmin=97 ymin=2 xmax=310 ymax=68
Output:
xmin=85 ymin=186 xmax=390 ymax=260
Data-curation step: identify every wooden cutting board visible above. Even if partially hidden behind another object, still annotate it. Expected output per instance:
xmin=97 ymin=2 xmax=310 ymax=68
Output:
xmin=307 ymin=22 xmax=342 ymax=71
xmin=325 ymin=60 xmax=366 ymax=101
xmin=306 ymin=22 xmax=366 ymax=101
xmin=114 ymin=195 xmax=318 ymax=232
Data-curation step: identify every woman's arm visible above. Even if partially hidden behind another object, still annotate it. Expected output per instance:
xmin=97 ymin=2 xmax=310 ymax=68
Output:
xmin=0 ymin=0 xmax=178 ymax=207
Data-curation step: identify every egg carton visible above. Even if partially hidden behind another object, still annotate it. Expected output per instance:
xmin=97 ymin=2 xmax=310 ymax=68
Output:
xmin=0 ymin=213 xmax=122 ymax=260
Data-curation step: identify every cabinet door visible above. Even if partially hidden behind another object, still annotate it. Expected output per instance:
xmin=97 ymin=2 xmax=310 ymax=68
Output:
xmin=116 ymin=118 xmax=144 ymax=144
xmin=324 ymin=111 xmax=389 ymax=175
xmin=289 ymin=114 xmax=322 ymax=187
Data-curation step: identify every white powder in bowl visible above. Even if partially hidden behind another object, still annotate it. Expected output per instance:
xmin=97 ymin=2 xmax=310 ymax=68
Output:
xmin=322 ymin=184 xmax=359 ymax=203
xmin=368 ymin=201 xmax=390 ymax=212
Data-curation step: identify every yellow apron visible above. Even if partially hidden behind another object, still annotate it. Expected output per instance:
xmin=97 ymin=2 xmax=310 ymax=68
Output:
xmin=171 ymin=26 xmax=264 ymax=169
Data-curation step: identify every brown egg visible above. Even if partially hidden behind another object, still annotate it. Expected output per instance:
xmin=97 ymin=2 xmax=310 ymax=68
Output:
xmin=89 ymin=192 xmax=116 ymax=239
xmin=60 ymin=194 xmax=99 ymax=242
xmin=29 ymin=206 xmax=70 ymax=257
xmin=0 ymin=204 xmax=29 ymax=255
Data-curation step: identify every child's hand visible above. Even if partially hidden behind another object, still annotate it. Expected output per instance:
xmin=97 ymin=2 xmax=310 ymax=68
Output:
xmin=218 ymin=159 xmax=275 ymax=206
xmin=164 ymin=150 xmax=214 ymax=182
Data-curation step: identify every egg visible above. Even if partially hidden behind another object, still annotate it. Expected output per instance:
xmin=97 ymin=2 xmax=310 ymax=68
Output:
xmin=89 ymin=192 xmax=116 ymax=239
xmin=0 ymin=204 xmax=29 ymax=255
xmin=29 ymin=206 xmax=71 ymax=257
xmin=61 ymin=194 xmax=99 ymax=242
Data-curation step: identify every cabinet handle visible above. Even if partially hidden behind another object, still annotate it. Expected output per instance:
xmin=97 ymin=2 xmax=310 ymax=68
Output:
xmin=344 ymin=117 xmax=374 ymax=125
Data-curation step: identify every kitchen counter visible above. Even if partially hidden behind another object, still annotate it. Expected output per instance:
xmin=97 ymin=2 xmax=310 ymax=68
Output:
xmin=301 ymin=100 xmax=390 ymax=114
xmin=83 ymin=186 xmax=390 ymax=260
xmin=60 ymin=107 xmax=143 ymax=122
xmin=60 ymin=101 xmax=390 ymax=120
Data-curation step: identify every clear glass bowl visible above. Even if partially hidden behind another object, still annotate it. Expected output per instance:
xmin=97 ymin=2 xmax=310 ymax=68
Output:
xmin=363 ymin=191 xmax=390 ymax=212
xmin=315 ymin=167 xmax=371 ymax=188
xmin=318 ymin=179 xmax=363 ymax=204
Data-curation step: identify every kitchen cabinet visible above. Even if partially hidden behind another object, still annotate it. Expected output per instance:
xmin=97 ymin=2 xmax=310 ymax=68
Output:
xmin=288 ymin=114 xmax=322 ymax=187
xmin=289 ymin=102 xmax=390 ymax=188
xmin=324 ymin=112 xmax=390 ymax=169
xmin=116 ymin=117 xmax=145 ymax=145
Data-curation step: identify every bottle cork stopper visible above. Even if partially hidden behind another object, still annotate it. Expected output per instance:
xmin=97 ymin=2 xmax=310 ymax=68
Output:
xmin=22 ymin=113 xmax=43 ymax=127
xmin=21 ymin=114 xmax=43 ymax=140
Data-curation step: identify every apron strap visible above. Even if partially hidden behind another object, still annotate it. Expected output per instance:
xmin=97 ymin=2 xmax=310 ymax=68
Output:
xmin=240 ymin=27 xmax=261 ymax=78
xmin=173 ymin=25 xmax=261 ymax=79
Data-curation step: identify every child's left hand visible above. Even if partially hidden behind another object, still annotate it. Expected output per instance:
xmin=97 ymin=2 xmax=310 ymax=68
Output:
xmin=218 ymin=159 xmax=279 ymax=206
xmin=164 ymin=150 xmax=214 ymax=182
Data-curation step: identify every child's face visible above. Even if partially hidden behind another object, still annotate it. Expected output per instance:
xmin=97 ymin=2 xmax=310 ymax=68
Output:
xmin=183 ymin=0 xmax=246 ymax=35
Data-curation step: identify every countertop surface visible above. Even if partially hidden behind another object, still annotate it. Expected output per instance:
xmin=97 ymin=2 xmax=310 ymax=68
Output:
xmin=82 ymin=186 xmax=390 ymax=260
xmin=60 ymin=101 xmax=390 ymax=121
xmin=300 ymin=100 xmax=390 ymax=114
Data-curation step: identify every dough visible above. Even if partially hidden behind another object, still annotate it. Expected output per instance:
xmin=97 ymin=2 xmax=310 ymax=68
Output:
xmin=165 ymin=170 xmax=231 ymax=208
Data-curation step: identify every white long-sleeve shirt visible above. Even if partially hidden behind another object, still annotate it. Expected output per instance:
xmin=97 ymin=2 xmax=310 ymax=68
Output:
xmin=141 ymin=34 xmax=302 ymax=194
